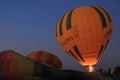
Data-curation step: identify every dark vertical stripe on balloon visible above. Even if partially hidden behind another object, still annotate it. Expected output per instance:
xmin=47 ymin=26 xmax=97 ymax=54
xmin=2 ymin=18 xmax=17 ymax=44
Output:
xmin=0 ymin=61 xmax=2 ymax=72
xmin=90 ymin=6 xmax=107 ymax=28
xmin=103 ymin=40 xmax=110 ymax=53
xmin=68 ymin=50 xmax=81 ymax=62
xmin=3 ymin=59 xmax=12 ymax=73
xmin=66 ymin=9 xmax=74 ymax=30
xmin=97 ymin=45 xmax=104 ymax=60
xmin=105 ymin=40 xmax=109 ymax=49
xmin=97 ymin=6 xmax=111 ymax=22
xmin=59 ymin=15 xmax=65 ymax=36
xmin=73 ymin=45 xmax=85 ymax=62
xmin=56 ymin=23 xmax=58 ymax=37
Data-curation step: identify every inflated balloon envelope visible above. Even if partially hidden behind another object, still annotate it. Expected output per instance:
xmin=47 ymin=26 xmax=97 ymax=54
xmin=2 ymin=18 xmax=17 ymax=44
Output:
xmin=56 ymin=5 xmax=112 ymax=72
xmin=27 ymin=50 xmax=62 ymax=69
xmin=0 ymin=50 xmax=102 ymax=80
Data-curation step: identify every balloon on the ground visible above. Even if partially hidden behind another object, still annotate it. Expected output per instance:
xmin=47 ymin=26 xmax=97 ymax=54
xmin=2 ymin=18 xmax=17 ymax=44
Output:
xmin=27 ymin=50 xmax=62 ymax=69
xmin=0 ymin=50 xmax=103 ymax=80
xmin=56 ymin=5 xmax=112 ymax=72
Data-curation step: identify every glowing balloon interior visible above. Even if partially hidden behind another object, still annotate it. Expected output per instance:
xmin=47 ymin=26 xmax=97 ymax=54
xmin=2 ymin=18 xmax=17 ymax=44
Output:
xmin=56 ymin=5 xmax=112 ymax=72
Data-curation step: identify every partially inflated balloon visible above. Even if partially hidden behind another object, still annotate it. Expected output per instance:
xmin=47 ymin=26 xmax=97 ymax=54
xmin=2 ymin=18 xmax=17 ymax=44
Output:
xmin=56 ymin=5 xmax=112 ymax=72
xmin=0 ymin=51 xmax=31 ymax=80
xmin=0 ymin=50 xmax=100 ymax=80
xmin=27 ymin=50 xmax=62 ymax=69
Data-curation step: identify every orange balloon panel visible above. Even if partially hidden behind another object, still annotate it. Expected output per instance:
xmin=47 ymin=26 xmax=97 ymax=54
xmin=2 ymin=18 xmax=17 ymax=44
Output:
xmin=27 ymin=51 xmax=62 ymax=69
xmin=56 ymin=6 xmax=112 ymax=70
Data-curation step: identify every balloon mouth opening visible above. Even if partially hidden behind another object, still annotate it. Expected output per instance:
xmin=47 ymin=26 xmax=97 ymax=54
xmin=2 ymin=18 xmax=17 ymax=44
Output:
xmin=88 ymin=65 xmax=94 ymax=72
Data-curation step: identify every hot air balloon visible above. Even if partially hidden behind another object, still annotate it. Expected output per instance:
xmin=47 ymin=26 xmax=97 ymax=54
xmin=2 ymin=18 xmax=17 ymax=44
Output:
xmin=56 ymin=5 xmax=112 ymax=72
xmin=27 ymin=50 xmax=62 ymax=69
xmin=0 ymin=50 xmax=34 ymax=78
xmin=0 ymin=50 xmax=101 ymax=80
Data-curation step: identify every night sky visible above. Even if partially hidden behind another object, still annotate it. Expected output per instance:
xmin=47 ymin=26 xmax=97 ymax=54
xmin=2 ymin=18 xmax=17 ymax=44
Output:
xmin=0 ymin=0 xmax=120 ymax=71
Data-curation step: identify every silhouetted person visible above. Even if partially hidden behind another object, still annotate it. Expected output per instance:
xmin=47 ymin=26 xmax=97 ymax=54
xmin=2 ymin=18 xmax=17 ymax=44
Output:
xmin=107 ymin=68 xmax=112 ymax=77
xmin=113 ymin=66 xmax=120 ymax=75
